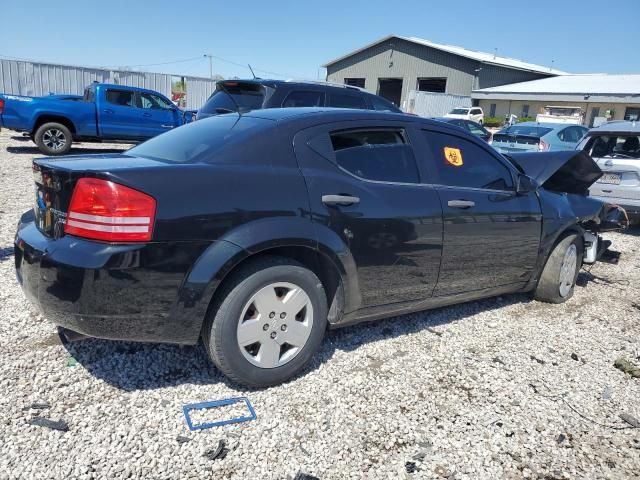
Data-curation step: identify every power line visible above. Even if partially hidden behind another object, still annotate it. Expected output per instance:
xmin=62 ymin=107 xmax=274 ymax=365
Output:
xmin=101 ymin=56 xmax=204 ymax=69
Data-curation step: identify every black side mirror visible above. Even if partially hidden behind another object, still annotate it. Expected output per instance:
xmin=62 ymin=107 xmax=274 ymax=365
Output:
xmin=516 ymin=174 xmax=538 ymax=194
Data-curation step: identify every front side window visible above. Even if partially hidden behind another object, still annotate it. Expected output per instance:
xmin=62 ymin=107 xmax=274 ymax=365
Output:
xmin=138 ymin=92 xmax=174 ymax=110
xmin=423 ymin=130 xmax=513 ymax=190
xmin=328 ymin=93 xmax=367 ymax=109
xmin=329 ymin=129 xmax=420 ymax=183
xmin=106 ymin=89 xmax=135 ymax=107
xmin=282 ymin=90 xmax=324 ymax=108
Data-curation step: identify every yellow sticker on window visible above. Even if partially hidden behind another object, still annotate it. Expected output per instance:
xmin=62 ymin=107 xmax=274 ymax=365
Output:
xmin=444 ymin=147 xmax=463 ymax=167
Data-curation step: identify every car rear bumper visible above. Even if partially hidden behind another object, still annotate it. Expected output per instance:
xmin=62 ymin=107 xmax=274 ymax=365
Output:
xmin=14 ymin=210 xmax=211 ymax=344
xmin=588 ymin=195 xmax=640 ymax=219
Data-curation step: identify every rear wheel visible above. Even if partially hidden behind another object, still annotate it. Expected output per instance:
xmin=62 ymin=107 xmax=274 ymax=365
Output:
xmin=534 ymin=233 xmax=583 ymax=303
xmin=34 ymin=122 xmax=72 ymax=155
xmin=203 ymin=256 xmax=327 ymax=388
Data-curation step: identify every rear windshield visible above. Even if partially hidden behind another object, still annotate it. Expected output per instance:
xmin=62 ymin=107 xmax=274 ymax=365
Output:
xmin=199 ymin=83 xmax=265 ymax=114
xmin=128 ymin=115 xmax=270 ymax=163
xmin=497 ymin=125 xmax=553 ymax=138
xmin=449 ymin=108 xmax=469 ymax=114
xmin=583 ymin=134 xmax=640 ymax=159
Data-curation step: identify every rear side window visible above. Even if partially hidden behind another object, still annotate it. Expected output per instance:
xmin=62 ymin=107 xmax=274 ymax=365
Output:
xmin=106 ymin=89 xmax=135 ymax=107
xmin=282 ymin=90 xmax=324 ymax=108
xmin=557 ymin=126 xmax=587 ymax=143
xmin=327 ymin=93 xmax=367 ymax=109
xmin=423 ymin=130 xmax=513 ymax=190
xmin=330 ymin=129 xmax=420 ymax=183
xmin=200 ymin=83 xmax=265 ymax=114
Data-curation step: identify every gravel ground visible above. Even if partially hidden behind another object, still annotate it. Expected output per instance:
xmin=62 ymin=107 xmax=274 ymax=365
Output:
xmin=0 ymin=130 xmax=639 ymax=479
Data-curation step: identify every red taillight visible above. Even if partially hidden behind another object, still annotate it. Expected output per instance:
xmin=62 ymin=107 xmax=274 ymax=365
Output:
xmin=0 ymin=98 xmax=4 ymax=114
xmin=538 ymin=139 xmax=550 ymax=151
xmin=64 ymin=178 xmax=156 ymax=242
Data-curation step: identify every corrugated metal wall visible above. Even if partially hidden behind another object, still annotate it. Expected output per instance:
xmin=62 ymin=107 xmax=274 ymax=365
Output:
xmin=326 ymin=37 xmax=552 ymax=109
xmin=0 ymin=59 xmax=216 ymax=110
xmin=405 ymin=90 xmax=471 ymax=117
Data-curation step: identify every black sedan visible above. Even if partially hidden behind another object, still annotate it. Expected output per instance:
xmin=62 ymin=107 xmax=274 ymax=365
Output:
xmin=434 ymin=117 xmax=492 ymax=142
xmin=15 ymin=108 xmax=626 ymax=387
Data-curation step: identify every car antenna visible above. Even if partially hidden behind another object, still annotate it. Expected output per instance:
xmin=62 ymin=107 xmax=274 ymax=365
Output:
xmin=216 ymin=81 xmax=242 ymax=117
xmin=248 ymin=64 xmax=257 ymax=79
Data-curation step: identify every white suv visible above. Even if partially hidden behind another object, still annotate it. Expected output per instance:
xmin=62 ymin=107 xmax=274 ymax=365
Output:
xmin=577 ymin=121 xmax=640 ymax=222
xmin=445 ymin=107 xmax=484 ymax=124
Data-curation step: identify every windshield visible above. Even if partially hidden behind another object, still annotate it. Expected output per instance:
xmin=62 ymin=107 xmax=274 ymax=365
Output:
xmin=450 ymin=108 xmax=469 ymax=114
xmin=498 ymin=125 xmax=553 ymax=138
xmin=199 ymin=83 xmax=265 ymax=114
xmin=584 ymin=134 xmax=640 ymax=159
xmin=128 ymin=115 xmax=271 ymax=163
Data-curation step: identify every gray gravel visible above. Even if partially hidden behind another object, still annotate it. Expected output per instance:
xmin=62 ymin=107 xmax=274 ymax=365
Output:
xmin=1 ymin=130 xmax=639 ymax=479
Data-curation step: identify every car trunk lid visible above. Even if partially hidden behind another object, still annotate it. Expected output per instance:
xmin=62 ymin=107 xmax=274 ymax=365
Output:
xmin=492 ymin=134 xmax=541 ymax=153
xmin=31 ymin=154 xmax=170 ymax=239
xmin=589 ymin=156 xmax=640 ymax=201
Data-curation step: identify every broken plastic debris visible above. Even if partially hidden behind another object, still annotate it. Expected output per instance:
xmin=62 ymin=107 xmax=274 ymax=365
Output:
xmin=293 ymin=473 xmax=320 ymax=480
xmin=22 ymin=402 xmax=50 ymax=411
xmin=203 ymin=440 xmax=229 ymax=461
xmin=619 ymin=413 xmax=640 ymax=428
xmin=182 ymin=397 xmax=256 ymax=431
xmin=67 ymin=356 xmax=78 ymax=367
xmin=176 ymin=435 xmax=191 ymax=444
xmin=28 ymin=417 xmax=69 ymax=432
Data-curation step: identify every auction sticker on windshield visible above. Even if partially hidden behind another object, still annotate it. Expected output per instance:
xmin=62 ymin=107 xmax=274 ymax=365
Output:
xmin=444 ymin=147 xmax=463 ymax=166
xmin=598 ymin=173 xmax=621 ymax=185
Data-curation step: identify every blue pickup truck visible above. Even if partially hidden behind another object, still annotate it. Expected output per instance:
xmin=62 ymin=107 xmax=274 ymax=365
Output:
xmin=0 ymin=83 xmax=192 ymax=155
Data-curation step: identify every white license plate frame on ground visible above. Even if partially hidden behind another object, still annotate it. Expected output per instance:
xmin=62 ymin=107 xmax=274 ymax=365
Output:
xmin=598 ymin=173 xmax=621 ymax=185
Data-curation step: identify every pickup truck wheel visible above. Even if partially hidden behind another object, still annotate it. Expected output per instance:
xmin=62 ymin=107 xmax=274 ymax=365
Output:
xmin=34 ymin=122 xmax=72 ymax=155
xmin=534 ymin=233 xmax=583 ymax=304
xmin=203 ymin=256 xmax=328 ymax=388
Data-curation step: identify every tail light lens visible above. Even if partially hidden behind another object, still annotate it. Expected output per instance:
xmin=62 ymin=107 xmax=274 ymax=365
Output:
xmin=64 ymin=178 xmax=156 ymax=242
xmin=0 ymin=98 xmax=4 ymax=114
xmin=538 ymin=139 xmax=550 ymax=151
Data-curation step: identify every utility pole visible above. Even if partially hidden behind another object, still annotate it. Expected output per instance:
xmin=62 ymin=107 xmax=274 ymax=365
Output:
xmin=203 ymin=54 xmax=213 ymax=78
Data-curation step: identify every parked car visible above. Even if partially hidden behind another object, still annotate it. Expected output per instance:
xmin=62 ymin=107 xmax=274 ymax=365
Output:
xmin=15 ymin=108 xmax=626 ymax=387
xmin=0 ymin=83 xmax=191 ymax=155
xmin=196 ymin=79 xmax=401 ymax=120
xmin=577 ymin=120 xmax=640 ymax=222
xmin=444 ymin=107 xmax=484 ymax=124
xmin=492 ymin=122 xmax=588 ymax=153
xmin=433 ymin=117 xmax=492 ymax=142
xmin=536 ymin=106 xmax=585 ymax=125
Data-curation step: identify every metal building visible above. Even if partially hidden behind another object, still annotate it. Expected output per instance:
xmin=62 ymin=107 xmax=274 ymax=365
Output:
xmin=0 ymin=59 xmax=217 ymax=110
xmin=324 ymin=35 xmax=565 ymax=110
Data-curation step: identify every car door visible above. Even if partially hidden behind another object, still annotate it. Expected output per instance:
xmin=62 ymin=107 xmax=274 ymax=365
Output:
xmin=415 ymin=126 xmax=542 ymax=296
xmin=99 ymin=88 xmax=142 ymax=139
xmin=136 ymin=91 xmax=180 ymax=138
xmin=294 ymin=120 xmax=443 ymax=309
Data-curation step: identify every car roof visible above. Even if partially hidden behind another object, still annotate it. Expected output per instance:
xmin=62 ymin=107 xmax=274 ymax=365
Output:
xmin=243 ymin=107 xmax=407 ymax=122
xmin=588 ymin=120 xmax=640 ymax=134
xmin=218 ymin=78 xmax=367 ymax=93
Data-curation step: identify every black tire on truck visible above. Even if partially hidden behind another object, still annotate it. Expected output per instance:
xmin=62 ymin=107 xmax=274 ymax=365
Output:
xmin=203 ymin=256 xmax=328 ymax=388
xmin=534 ymin=233 xmax=584 ymax=304
xmin=34 ymin=122 xmax=72 ymax=156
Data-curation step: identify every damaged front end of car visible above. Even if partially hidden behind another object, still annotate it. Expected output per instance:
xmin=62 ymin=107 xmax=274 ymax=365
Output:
xmin=508 ymin=150 xmax=628 ymax=265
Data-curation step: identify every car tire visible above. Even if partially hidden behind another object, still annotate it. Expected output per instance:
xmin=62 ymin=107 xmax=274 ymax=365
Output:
xmin=203 ymin=256 xmax=328 ymax=388
xmin=34 ymin=122 xmax=72 ymax=156
xmin=534 ymin=233 xmax=583 ymax=303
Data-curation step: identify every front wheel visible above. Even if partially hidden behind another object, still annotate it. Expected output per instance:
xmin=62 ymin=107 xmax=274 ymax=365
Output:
xmin=534 ymin=233 xmax=583 ymax=303
xmin=204 ymin=256 xmax=328 ymax=388
xmin=34 ymin=122 xmax=72 ymax=155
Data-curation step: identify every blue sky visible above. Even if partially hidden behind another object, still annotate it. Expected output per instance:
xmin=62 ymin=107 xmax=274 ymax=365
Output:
xmin=2 ymin=0 xmax=639 ymax=79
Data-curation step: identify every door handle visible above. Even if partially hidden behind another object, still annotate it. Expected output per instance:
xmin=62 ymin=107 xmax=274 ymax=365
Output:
xmin=103 ymin=109 xmax=114 ymax=114
xmin=143 ymin=112 xmax=152 ymax=117
xmin=322 ymin=194 xmax=360 ymax=206
xmin=447 ymin=199 xmax=475 ymax=209
xmin=160 ymin=124 xmax=174 ymax=128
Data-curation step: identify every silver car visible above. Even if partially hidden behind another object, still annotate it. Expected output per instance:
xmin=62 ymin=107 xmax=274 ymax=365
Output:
xmin=578 ymin=121 xmax=640 ymax=222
